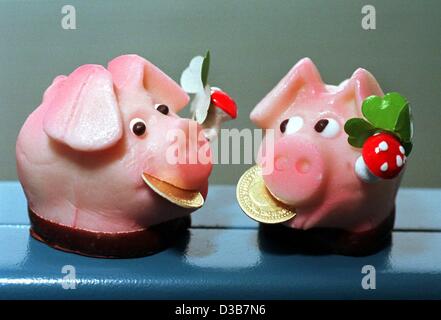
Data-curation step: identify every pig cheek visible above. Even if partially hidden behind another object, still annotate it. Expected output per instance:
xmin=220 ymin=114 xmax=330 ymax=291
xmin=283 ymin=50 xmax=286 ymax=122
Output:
xmin=123 ymin=135 xmax=150 ymax=186
xmin=256 ymin=135 xmax=276 ymax=175
xmin=262 ymin=135 xmax=326 ymax=207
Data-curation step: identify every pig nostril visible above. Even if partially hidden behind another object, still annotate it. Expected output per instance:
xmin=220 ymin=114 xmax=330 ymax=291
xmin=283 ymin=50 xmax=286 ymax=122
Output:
xmin=295 ymin=158 xmax=311 ymax=174
xmin=275 ymin=156 xmax=289 ymax=171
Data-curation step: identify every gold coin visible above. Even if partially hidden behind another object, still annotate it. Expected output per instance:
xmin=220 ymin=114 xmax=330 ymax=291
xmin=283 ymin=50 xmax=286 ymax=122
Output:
xmin=142 ymin=173 xmax=204 ymax=209
xmin=236 ymin=165 xmax=296 ymax=224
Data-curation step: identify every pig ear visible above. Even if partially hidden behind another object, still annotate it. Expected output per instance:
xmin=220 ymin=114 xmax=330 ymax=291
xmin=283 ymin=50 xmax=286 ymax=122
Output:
xmin=43 ymin=65 xmax=123 ymax=151
xmin=334 ymin=68 xmax=384 ymax=114
xmin=108 ymin=54 xmax=189 ymax=112
xmin=42 ymin=75 xmax=67 ymax=103
xmin=251 ymin=58 xmax=325 ymax=129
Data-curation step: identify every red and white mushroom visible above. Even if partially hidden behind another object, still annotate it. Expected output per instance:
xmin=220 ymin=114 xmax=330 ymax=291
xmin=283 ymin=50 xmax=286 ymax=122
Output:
xmin=356 ymin=132 xmax=406 ymax=182
xmin=180 ymin=54 xmax=238 ymax=141
xmin=210 ymin=88 xmax=238 ymax=119
xmin=201 ymin=87 xmax=238 ymax=140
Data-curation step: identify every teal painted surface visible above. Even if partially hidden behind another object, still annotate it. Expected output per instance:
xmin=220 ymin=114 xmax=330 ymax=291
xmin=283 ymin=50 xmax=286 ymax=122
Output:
xmin=1 ymin=183 xmax=441 ymax=299
xmin=0 ymin=0 xmax=440 ymax=187
xmin=2 ymin=182 xmax=441 ymax=230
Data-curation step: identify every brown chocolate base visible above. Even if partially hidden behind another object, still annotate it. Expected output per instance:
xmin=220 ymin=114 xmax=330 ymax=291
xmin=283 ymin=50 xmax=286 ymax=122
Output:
xmin=29 ymin=208 xmax=190 ymax=258
xmin=258 ymin=208 xmax=395 ymax=256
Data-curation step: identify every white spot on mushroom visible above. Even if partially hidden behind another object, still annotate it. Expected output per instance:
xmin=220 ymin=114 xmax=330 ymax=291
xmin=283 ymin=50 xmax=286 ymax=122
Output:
xmin=380 ymin=162 xmax=388 ymax=172
xmin=399 ymin=145 xmax=405 ymax=154
xmin=396 ymin=155 xmax=403 ymax=167
xmin=375 ymin=147 xmax=380 ymax=154
xmin=379 ymin=141 xmax=388 ymax=151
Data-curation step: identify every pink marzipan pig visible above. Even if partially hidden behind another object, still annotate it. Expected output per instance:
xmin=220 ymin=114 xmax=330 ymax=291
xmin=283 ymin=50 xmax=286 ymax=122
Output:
xmin=16 ymin=54 xmax=212 ymax=236
xmin=252 ymin=58 xmax=400 ymax=234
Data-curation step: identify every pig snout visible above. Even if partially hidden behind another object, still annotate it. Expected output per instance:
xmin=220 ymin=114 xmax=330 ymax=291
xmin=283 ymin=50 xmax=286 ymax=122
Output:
xmin=143 ymin=117 xmax=212 ymax=191
xmin=262 ymin=135 xmax=325 ymax=206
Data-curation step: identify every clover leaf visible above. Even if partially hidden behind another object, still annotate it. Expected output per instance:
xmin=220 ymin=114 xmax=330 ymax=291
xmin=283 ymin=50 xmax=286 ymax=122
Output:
xmin=394 ymin=103 xmax=412 ymax=142
xmin=344 ymin=118 xmax=377 ymax=148
xmin=361 ymin=92 xmax=408 ymax=131
xmin=402 ymin=141 xmax=413 ymax=156
xmin=201 ymin=50 xmax=210 ymax=88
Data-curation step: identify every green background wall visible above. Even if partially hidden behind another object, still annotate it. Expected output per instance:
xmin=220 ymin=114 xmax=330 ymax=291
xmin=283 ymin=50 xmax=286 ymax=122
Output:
xmin=1 ymin=0 xmax=440 ymax=187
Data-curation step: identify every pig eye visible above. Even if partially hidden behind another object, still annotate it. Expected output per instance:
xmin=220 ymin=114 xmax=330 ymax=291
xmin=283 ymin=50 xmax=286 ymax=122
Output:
xmin=155 ymin=104 xmax=169 ymax=115
xmin=129 ymin=118 xmax=147 ymax=136
xmin=280 ymin=116 xmax=303 ymax=135
xmin=314 ymin=118 xmax=340 ymax=138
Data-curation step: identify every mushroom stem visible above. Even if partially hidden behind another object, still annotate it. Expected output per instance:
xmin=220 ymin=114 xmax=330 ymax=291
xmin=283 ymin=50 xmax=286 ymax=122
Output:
xmin=201 ymin=104 xmax=232 ymax=141
xmin=355 ymin=156 xmax=379 ymax=183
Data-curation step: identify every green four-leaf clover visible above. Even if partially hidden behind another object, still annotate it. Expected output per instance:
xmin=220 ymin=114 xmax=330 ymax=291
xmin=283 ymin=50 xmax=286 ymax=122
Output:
xmin=344 ymin=92 xmax=413 ymax=156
